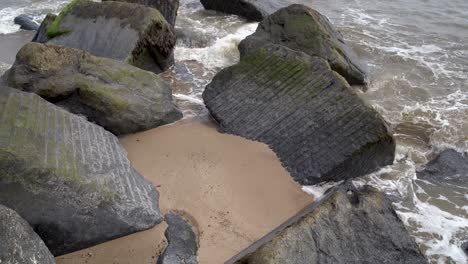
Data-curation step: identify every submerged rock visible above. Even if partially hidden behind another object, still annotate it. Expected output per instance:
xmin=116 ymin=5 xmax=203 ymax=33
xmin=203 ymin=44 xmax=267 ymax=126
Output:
xmin=0 ymin=205 xmax=55 ymax=264
xmin=33 ymin=0 xmax=176 ymax=73
xmin=200 ymin=0 xmax=289 ymax=22
xmin=228 ymin=184 xmax=428 ymax=264
xmin=102 ymin=0 xmax=179 ymax=26
xmin=14 ymin=14 xmax=40 ymax=31
xmin=203 ymin=44 xmax=395 ymax=185
xmin=0 ymin=87 xmax=163 ymax=256
xmin=239 ymin=4 xmax=367 ymax=85
xmin=417 ymin=149 xmax=468 ymax=181
xmin=157 ymin=213 xmax=198 ymax=264
xmin=32 ymin=13 xmax=56 ymax=43
xmin=4 ymin=43 xmax=182 ymax=135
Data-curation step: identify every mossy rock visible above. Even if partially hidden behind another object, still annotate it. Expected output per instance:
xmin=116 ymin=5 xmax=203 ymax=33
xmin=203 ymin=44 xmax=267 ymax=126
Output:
xmin=200 ymin=0 xmax=289 ymax=22
xmin=239 ymin=4 xmax=367 ymax=85
xmin=0 ymin=86 xmax=163 ymax=255
xmin=203 ymin=44 xmax=395 ymax=185
xmin=33 ymin=0 xmax=176 ymax=73
xmin=229 ymin=184 xmax=428 ymax=264
xmin=102 ymin=0 xmax=179 ymax=26
xmin=4 ymin=42 xmax=182 ymax=135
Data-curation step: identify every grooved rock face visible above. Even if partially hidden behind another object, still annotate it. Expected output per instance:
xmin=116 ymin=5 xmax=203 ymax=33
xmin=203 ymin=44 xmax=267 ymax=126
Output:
xmin=102 ymin=0 xmax=179 ymax=26
xmin=0 ymin=87 xmax=163 ymax=256
xmin=200 ymin=0 xmax=289 ymax=22
xmin=0 ymin=205 xmax=55 ymax=264
xmin=203 ymin=44 xmax=395 ymax=185
xmin=239 ymin=4 xmax=367 ymax=85
xmin=229 ymin=185 xmax=428 ymax=264
xmin=4 ymin=43 xmax=182 ymax=135
xmin=157 ymin=213 xmax=199 ymax=264
xmin=33 ymin=0 xmax=176 ymax=73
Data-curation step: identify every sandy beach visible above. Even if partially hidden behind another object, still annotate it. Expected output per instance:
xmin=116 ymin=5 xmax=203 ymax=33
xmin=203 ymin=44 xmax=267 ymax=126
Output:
xmin=56 ymin=118 xmax=313 ymax=264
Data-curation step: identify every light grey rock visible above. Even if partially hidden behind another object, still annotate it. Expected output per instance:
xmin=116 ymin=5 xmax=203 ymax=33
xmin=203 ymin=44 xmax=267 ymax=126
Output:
xmin=4 ymin=43 xmax=182 ymax=135
xmin=203 ymin=44 xmax=395 ymax=185
xmin=33 ymin=0 xmax=176 ymax=73
xmin=200 ymin=0 xmax=290 ymax=22
xmin=239 ymin=4 xmax=367 ymax=85
xmin=0 ymin=87 xmax=163 ymax=256
xmin=157 ymin=213 xmax=198 ymax=264
xmin=228 ymin=184 xmax=428 ymax=264
xmin=0 ymin=205 xmax=55 ymax=264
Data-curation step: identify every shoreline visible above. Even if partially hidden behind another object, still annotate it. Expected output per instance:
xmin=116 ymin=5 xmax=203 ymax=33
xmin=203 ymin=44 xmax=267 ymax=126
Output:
xmin=56 ymin=118 xmax=313 ymax=264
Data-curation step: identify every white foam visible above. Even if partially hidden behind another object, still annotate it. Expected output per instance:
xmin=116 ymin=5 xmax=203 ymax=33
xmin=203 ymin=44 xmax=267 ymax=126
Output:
xmin=302 ymin=181 xmax=342 ymax=200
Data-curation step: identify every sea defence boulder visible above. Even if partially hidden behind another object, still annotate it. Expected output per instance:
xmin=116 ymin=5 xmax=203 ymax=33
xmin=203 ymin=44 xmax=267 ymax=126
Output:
xmin=33 ymin=0 xmax=176 ymax=73
xmin=0 ymin=205 xmax=56 ymax=264
xmin=203 ymin=44 xmax=395 ymax=185
xmin=227 ymin=184 xmax=428 ymax=264
xmin=32 ymin=13 xmax=56 ymax=43
xmin=4 ymin=43 xmax=182 ymax=135
xmin=0 ymin=87 xmax=163 ymax=255
xmin=103 ymin=0 xmax=179 ymax=26
xmin=239 ymin=4 xmax=367 ymax=85
xmin=157 ymin=213 xmax=199 ymax=264
xmin=14 ymin=14 xmax=40 ymax=31
xmin=200 ymin=0 xmax=289 ymax=21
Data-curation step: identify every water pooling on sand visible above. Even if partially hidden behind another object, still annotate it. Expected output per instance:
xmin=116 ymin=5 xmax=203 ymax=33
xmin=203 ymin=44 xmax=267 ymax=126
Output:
xmin=1 ymin=0 xmax=467 ymax=263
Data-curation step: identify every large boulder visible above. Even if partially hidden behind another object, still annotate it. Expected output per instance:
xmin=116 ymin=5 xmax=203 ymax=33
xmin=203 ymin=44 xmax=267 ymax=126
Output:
xmin=203 ymin=44 xmax=395 ymax=185
xmin=4 ymin=43 xmax=182 ymax=135
xmin=33 ymin=0 xmax=176 ymax=73
xmin=102 ymin=0 xmax=179 ymax=26
xmin=0 ymin=205 xmax=55 ymax=264
xmin=227 ymin=184 xmax=428 ymax=264
xmin=32 ymin=13 xmax=56 ymax=43
xmin=157 ymin=213 xmax=198 ymax=264
xmin=239 ymin=4 xmax=367 ymax=85
xmin=200 ymin=0 xmax=289 ymax=22
xmin=14 ymin=14 xmax=40 ymax=31
xmin=0 ymin=87 xmax=163 ymax=256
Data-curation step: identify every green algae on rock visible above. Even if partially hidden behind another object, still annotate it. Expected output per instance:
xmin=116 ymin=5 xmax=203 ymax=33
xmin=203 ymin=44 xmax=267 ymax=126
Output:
xmin=228 ymin=184 xmax=428 ymax=264
xmin=203 ymin=44 xmax=395 ymax=185
xmin=0 ymin=87 xmax=163 ymax=256
xmin=239 ymin=4 xmax=367 ymax=85
xmin=4 ymin=43 xmax=182 ymax=135
xmin=33 ymin=0 xmax=176 ymax=73
xmin=0 ymin=205 xmax=56 ymax=264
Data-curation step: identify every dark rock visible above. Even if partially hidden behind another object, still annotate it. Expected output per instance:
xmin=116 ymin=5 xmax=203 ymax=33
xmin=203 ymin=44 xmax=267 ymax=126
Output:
xmin=200 ymin=0 xmax=289 ymax=22
xmin=4 ymin=43 xmax=182 ymax=135
xmin=32 ymin=13 xmax=56 ymax=43
xmin=462 ymin=241 xmax=468 ymax=256
xmin=417 ymin=149 xmax=468 ymax=183
xmin=0 ymin=205 xmax=55 ymax=264
xmin=157 ymin=213 xmax=198 ymax=264
xmin=239 ymin=4 xmax=367 ymax=85
xmin=102 ymin=0 xmax=179 ymax=26
xmin=14 ymin=14 xmax=40 ymax=31
xmin=0 ymin=86 xmax=163 ymax=256
xmin=33 ymin=0 xmax=176 ymax=73
xmin=203 ymin=44 xmax=395 ymax=185
xmin=227 ymin=184 xmax=428 ymax=264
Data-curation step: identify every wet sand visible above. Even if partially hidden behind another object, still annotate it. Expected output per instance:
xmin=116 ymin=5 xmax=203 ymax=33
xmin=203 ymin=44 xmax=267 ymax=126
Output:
xmin=0 ymin=31 xmax=34 ymax=64
xmin=56 ymin=118 xmax=313 ymax=264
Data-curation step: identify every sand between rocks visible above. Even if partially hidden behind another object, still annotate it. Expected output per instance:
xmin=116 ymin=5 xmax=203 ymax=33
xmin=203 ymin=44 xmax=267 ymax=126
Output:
xmin=56 ymin=118 xmax=313 ymax=264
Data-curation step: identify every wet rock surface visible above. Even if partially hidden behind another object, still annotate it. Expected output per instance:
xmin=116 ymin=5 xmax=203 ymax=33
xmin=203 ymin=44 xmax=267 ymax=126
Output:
xmin=14 ymin=14 xmax=40 ymax=31
xmin=0 ymin=87 xmax=163 ymax=256
xmin=157 ymin=213 xmax=198 ymax=264
xmin=103 ymin=0 xmax=179 ymax=26
xmin=228 ymin=184 xmax=428 ymax=264
xmin=34 ymin=0 xmax=176 ymax=73
xmin=0 ymin=205 xmax=56 ymax=264
xmin=203 ymin=44 xmax=395 ymax=185
xmin=4 ymin=42 xmax=182 ymax=135
xmin=200 ymin=0 xmax=289 ymax=22
xmin=239 ymin=4 xmax=367 ymax=85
